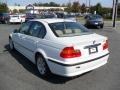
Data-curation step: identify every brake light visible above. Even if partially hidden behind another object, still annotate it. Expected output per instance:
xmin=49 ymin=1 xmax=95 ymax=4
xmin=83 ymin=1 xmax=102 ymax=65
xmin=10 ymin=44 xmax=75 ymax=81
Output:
xmin=103 ymin=40 xmax=109 ymax=50
xmin=60 ymin=47 xmax=81 ymax=58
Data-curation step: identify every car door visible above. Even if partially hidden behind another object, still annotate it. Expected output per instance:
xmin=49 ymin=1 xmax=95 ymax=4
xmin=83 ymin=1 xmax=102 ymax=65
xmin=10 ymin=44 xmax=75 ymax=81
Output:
xmin=23 ymin=21 xmax=46 ymax=62
xmin=12 ymin=22 xmax=32 ymax=57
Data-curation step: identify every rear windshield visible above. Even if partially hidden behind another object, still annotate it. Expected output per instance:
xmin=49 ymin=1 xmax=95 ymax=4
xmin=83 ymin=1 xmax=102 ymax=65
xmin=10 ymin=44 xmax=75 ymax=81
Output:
xmin=49 ymin=22 xmax=92 ymax=37
xmin=11 ymin=15 xmax=19 ymax=17
xmin=64 ymin=15 xmax=75 ymax=18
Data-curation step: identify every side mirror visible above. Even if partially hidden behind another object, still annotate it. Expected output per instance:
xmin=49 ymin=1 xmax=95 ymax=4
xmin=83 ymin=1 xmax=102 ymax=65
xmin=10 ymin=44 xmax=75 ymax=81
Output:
xmin=13 ymin=29 xmax=19 ymax=33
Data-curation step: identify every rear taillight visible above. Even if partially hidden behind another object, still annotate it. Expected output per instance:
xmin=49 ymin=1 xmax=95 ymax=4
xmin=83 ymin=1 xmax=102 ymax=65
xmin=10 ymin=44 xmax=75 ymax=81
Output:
xmin=60 ymin=47 xmax=81 ymax=58
xmin=103 ymin=40 xmax=109 ymax=50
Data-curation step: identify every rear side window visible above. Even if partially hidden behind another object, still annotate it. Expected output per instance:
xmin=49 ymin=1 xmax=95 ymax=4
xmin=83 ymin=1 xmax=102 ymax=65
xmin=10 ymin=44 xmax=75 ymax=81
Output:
xmin=19 ymin=22 xmax=31 ymax=34
xmin=28 ymin=21 xmax=46 ymax=38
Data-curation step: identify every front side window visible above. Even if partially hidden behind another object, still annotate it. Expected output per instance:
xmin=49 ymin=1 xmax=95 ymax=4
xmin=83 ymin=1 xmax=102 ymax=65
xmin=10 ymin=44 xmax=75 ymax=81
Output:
xmin=49 ymin=22 xmax=92 ymax=37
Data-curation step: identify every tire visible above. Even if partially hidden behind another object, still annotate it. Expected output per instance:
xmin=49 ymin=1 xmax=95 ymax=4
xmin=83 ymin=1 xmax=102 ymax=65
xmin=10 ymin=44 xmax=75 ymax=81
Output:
xmin=36 ymin=55 xmax=50 ymax=77
xmin=9 ymin=38 xmax=14 ymax=51
xmin=4 ymin=20 xmax=8 ymax=24
xmin=100 ymin=25 xmax=104 ymax=28
xmin=97 ymin=25 xmax=101 ymax=29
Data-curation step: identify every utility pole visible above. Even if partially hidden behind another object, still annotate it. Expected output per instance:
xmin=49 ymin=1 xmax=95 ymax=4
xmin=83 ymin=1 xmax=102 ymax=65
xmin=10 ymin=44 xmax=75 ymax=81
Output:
xmin=112 ymin=0 xmax=115 ymax=21
xmin=112 ymin=0 xmax=118 ymax=27
xmin=89 ymin=0 xmax=91 ymax=13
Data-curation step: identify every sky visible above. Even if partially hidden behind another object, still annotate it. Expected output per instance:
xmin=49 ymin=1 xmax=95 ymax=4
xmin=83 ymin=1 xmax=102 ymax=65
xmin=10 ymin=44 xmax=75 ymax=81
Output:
xmin=1 ymin=0 xmax=113 ymax=7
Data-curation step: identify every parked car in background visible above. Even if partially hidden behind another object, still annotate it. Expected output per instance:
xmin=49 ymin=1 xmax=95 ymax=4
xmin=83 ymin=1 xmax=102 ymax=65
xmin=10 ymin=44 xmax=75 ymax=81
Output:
xmin=0 ymin=13 xmax=9 ymax=24
xmin=64 ymin=15 xmax=76 ymax=21
xmin=9 ymin=14 xmax=26 ymax=24
xmin=42 ymin=13 xmax=56 ymax=19
xmin=9 ymin=19 xmax=109 ymax=77
xmin=56 ymin=13 xmax=76 ymax=21
xmin=25 ymin=14 xmax=36 ymax=22
xmin=25 ymin=13 xmax=56 ymax=22
xmin=85 ymin=14 xmax=104 ymax=29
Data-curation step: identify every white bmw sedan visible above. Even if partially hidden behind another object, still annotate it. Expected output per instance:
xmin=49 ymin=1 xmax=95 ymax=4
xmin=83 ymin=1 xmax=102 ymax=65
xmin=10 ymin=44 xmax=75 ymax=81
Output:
xmin=9 ymin=19 xmax=109 ymax=77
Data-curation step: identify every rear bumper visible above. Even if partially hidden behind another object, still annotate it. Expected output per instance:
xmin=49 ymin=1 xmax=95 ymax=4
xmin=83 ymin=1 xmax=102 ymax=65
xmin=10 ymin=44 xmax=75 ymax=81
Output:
xmin=47 ymin=53 xmax=109 ymax=77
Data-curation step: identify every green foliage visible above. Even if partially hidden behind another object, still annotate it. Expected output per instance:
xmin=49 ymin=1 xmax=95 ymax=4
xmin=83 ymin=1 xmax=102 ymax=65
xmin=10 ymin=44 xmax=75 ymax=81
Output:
xmin=64 ymin=3 xmax=72 ymax=13
xmin=64 ymin=2 xmax=80 ymax=13
xmin=71 ymin=2 xmax=80 ymax=13
xmin=13 ymin=9 xmax=18 ymax=13
xmin=90 ymin=3 xmax=102 ymax=15
xmin=0 ymin=3 xmax=8 ymax=13
xmin=95 ymin=3 xmax=102 ymax=15
xmin=33 ymin=2 xmax=60 ymax=7
xmin=90 ymin=3 xmax=112 ymax=19
xmin=118 ymin=3 xmax=120 ymax=17
xmin=81 ymin=3 xmax=86 ymax=13
xmin=19 ymin=9 xmax=25 ymax=13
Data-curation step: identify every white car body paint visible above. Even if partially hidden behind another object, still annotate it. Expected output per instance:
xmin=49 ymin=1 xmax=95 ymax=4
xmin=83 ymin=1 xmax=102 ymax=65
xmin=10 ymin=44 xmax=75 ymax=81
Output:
xmin=10 ymin=19 xmax=109 ymax=77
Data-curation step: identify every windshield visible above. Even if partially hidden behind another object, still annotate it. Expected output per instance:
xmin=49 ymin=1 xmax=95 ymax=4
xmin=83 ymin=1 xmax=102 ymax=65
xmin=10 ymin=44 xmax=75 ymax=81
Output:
xmin=49 ymin=22 xmax=92 ymax=37
xmin=89 ymin=15 xmax=102 ymax=19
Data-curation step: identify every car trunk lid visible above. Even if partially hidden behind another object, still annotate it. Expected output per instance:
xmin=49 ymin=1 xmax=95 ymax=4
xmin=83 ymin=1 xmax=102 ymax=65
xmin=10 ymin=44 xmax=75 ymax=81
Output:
xmin=54 ymin=33 xmax=108 ymax=63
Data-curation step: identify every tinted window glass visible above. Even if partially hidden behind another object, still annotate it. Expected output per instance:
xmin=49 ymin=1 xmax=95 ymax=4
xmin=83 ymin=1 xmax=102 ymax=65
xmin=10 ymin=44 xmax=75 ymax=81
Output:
xmin=49 ymin=22 xmax=92 ymax=37
xmin=89 ymin=15 xmax=102 ymax=19
xmin=0 ymin=13 xmax=3 ymax=16
xmin=19 ymin=22 xmax=31 ymax=34
xmin=0 ymin=13 xmax=9 ymax=16
xmin=28 ymin=22 xmax=46 ymax=38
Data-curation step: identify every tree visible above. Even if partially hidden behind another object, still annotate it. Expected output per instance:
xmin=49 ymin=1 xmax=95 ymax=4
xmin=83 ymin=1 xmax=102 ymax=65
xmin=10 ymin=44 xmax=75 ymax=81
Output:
xmin=19 ymin=9 xmax=25 ymax=13
xmin=102 ymin=7 xmax=112 ymax=19
xmin=95 ymin=3 xmax=102 ymax=15
xmin=71 ymin=1 xmax=80 ymax=13
xmin=81 ymin=3 xmax=86 ymax=13
xmin=118 ymin=3 xmax=120 ymax=17
xmin=90 ymin=3 xmax=102 ymax=15
xmin=49 ymin=2 xmax=60 ymax=7
xmin=0 ymin=3 xmax=8 ymax=13
xmin=13 ymin=9 xmax=18 ymax=13
xmin=33 ymin=2 xmax=60 ymax=7
xmin=64 ymin=3 xmax=72 ymax=13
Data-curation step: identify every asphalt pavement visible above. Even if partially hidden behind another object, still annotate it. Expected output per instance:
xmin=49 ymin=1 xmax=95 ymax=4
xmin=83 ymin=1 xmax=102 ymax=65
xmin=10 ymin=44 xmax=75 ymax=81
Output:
xmin=0 ymin=22 xmax=120 ymax=90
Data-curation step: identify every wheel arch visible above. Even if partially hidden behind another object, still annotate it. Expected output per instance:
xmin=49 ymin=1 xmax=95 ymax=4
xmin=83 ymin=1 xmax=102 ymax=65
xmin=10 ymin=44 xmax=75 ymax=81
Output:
xmin=34 ymin=49 xmax=48 ymax=64
xmin=9 ymin=34 xmax=12 ymax=39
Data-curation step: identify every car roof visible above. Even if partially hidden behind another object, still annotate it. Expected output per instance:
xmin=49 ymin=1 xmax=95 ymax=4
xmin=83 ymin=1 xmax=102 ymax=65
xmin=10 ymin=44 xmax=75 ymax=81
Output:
xmin=30 ymin=18 xmax=76 ymax=24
